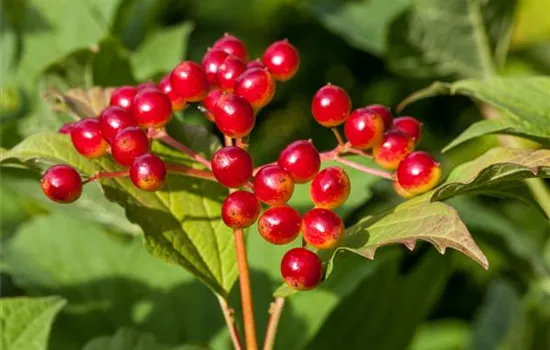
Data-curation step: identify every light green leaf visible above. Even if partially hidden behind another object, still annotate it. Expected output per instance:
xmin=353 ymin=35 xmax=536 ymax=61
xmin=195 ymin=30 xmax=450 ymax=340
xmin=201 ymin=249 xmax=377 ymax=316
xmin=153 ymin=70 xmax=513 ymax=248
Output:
xmin=83 ymin=329 xmax=206 ymax=350
xmin=0 ymin=296 xmax=66 ymax=350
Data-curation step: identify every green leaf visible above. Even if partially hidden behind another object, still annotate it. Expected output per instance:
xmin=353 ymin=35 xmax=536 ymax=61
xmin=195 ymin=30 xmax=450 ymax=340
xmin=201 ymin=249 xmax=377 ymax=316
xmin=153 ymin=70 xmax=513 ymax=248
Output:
xmin=410 ymin=320 xmax=470 ymax=350
xmin=83 ymin=329 xmax=205 ymax=350
xmin=0 ymin=296 xmax=66 ymax=350
xmin=91 ymin=37 xmax=136 ymax=86
xmin=1 ymin=132 xmax=237 ymax=297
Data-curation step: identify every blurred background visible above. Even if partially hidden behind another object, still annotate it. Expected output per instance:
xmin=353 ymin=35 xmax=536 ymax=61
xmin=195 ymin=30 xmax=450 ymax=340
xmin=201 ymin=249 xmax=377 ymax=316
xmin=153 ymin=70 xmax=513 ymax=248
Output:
xmin=1 ymin=0 xmax=550 ymax=349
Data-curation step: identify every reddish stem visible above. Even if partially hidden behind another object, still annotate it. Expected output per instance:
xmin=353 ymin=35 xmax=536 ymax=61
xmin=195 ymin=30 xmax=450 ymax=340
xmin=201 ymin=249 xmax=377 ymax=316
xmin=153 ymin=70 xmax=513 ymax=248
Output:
xmin=151 ymin=129 xmax=212 ymax=169
xmin=217 ymin=295 xmax=243 ymax=350
xmin=331 ymin=127 xmax=345 ymax=146
xmin=225 ymin=135 xmax=233 ymax=147
xmin=165 ymin=164 xmax=217 ymax=181
xmin=334 ymin=156 xmax=394 ymax=180
xmin=83 ymin=170 xmax=129 ymax=184
xmin=263 ymin=297 xmax=285 ymax=350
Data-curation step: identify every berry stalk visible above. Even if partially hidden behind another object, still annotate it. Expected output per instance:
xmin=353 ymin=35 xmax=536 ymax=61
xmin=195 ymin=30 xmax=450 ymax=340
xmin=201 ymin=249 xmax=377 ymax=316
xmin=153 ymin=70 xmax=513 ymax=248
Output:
xmin=151 ymin=129 xmax=212 ymax=169
xmin=334 ymin=156 xmax=394 ymax=180
xmin=331 ymin=128 xmax=345 ymax=146
xmin=83 ymin=169 xmax=130 ymax=184
xmin=262 ymin=297 xmax=285 ymax=350
xmin=164 ymin=164 xmax=218 ymax=181
xmin=217 ymin=295 xmax=243 ymax=350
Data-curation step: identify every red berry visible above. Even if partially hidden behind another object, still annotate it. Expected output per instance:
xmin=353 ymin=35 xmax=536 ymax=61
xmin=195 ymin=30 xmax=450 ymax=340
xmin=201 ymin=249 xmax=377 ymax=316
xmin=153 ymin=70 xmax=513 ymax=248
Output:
xmin=158 ymin=74 xmax=187 ymax=111
xmin=59 ymin=121 xmax=77 ymax=135
xmin=170 ymin=61 xmax=209 ymax=102
xmin=214 ymin=93 xmax=255 ymax=138
xmin=363 ymin=104 xmax=393 ymax=130
xmin=110 ymin=86 xmax=137 ymax=110
xmin=302 ymin=208 xmax=344 ymax=249
xmin=211 ymin=146 xmax=253 ymax=188
xmin=111 ymin=127 xmax=150 ymax=166
xmin=222 ymin=190 xmax=261 ymax=229
xmin=392 ymin=116 xmax=422 ymax=143
xmin=137 ymin=81 xmax=157 ymax=91
xmin=130 ymin=154 xmax=166 ymax=191
xmin=213 ymin=33 xmax=248 ymax=61
xmin=262 ymin=39 xmax=300 ymax=81
xmin=311 ymin=84 xmax=351 ymax=127
xmin=41 ymin=165 xmax=82 ymax=203
xmin=344 ymin=108 xmax=385 ymax=149
xmin=278 ymin=140 xmax=320 ymax=183
xmin=71 ymin=118 xmax=108 ymax=159
xmin=310 ymin=166 xmax=350 ymax=209
xmin=131 ymin=88 xmax=172 ymax=128
xmin=396 ymin=151 xmax=441 ymax=195
xmin=258 ymin=205 xmax=302 ymax=245
xmin=373 ymin=131 xmax=415 ymax=170
xmin=216 ymin=56 xmax=247 ymax=92
xmin=202 ymin=48 xmax=229 ymax=86
xmin=281 ymin=248 xmax=323 ymax=291
xmin=393 ymin=180 xmax=414 ymax=199
xmin=201 ymin=89 xmax=223 ymax=122
xmin=253 ymin=165 xmax=295 ymax=206
xmin=234 ymin=68 xmax=276 ymax=110
xmin=247 ymin=59 xmax=264 ymax=70
xmin=99 ymin=106 xmax=136 ymax=143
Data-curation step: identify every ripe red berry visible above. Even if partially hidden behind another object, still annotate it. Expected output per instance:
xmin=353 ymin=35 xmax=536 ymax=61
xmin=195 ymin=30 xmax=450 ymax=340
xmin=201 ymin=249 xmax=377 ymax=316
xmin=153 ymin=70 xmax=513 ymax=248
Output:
xmin=393 ymin=180 xmax=414 ymax=199
xmin=262 ymin=39 xmax=300 ymax=81
xmin=137 ymin=81 xmax=157 ymax=91
xmin=99 ymin=106 xmax=137 ymax=143
xmin=247 ymin=59 xmax=264 ymax=70
xmin=59 ymin=121 xmax=77 ymax=135
xmin=214 ymin=93 xmax=255 ymax=138
xmin=234 ymin=68 xmax=276 ymax=110
xmin=344 ymin=108 xmax=385 ymax=149
xmin=130 ymin=154 xmax=166 ymax=191
xmin=41 ymin=165 xmax=82 ymax=203
xmin=71 ymin=118 xmax=108 ymax=159
xmin=311 ymin=84 xmax=351 ymax=127
xmin=202 ymin=48 xmax=229 ymax=86
xmin=211 ymin=146 xmax=253 ymax=188
xmin=201 ymin=89 xmax=223 ymax=122
xmin=302 ymin=208 xmax=344 ymax=249
xmin=363 ymin=104 xmax=393 ymax=130
xmin=310 ymin=166 xmax=350 ymax=209
xmin=258 ymin=205 xmax=301 ymax=245
xmin=253 ymin=165 xmax=295 ymax=206
xmin=158 ymin=74 xmax=187 ymax=111
xmin=221 ymin=190 xmax=261 ymax=229
xmin=216 ymin=56 xmax=247 ymax=92
xmin=131 ymin=88 xmax=172 ymax=128
xmin=110 ymin=86 xmax=137 ymax=110
xmin=170 ymin=61 xmax=209 ymax=102
xmin=111 ymin=127 xmax=150 ymax=166
xmin=213 ymin=33 xmax=248 ymax=61
xmin=278 ymin=140 xmax=321 ymax=183
xmin=281 ymin=248 xmax=323 ymax=291
xmin=396 ymin=151 xmax=441 ymax=195
xmin=392 ymin=116 xmax=422 ymax=143
xmin=373 ymin=131 xmax=415 ymax=170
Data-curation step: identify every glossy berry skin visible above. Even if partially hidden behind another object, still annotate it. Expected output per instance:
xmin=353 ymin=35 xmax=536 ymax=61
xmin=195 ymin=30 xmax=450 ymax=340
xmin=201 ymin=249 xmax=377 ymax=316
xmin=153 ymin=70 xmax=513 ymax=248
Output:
xmin=344 ymin=108 xmax=385 ymax=150
xmin=397 ymin=151 xmax=441 ymax=195
xmin=302 ymin=208 xmax=344 ymax=249
xmin=373 ymin=131 xmax=415 ymax=170
xmin=392 ymin=116 xmax=422 ymax=143
xmin=213 ymin=33 xmax=248 ymax=61
xmin=59 ymin=121 xmax=77 ymax=134
xmin=363 ymin=104 xmax=393 ymax=130
xmin=110 ymin=86 xmax=137 ymax=110
xmin=130 ymin=154 xmax=166 ymax=191
xmin=170 ymin=61 xmax=209 ymax=102
xmin=310 ymin=166 xmax=350 ymax=209
xmin=202 ymin=48 xmax=229 ymax=86
xmin=214 ymin=93 xmax=255 ymax=138
xmin=393 ymin=180 xmax=414 ymax=199
xmin=278 ymin=140 xmax=321 ymax=183
xmin=216 ymin=56 xmax=247 ymax=92
xmin=202 ymin=89 xmax=223 ymax=122
xmin=281 ymin=248 xmax=323 ymax=291
xmin=111 ymin=127 xmax=150 ymax=166
xmin=247 ymin=59 xmax=264 ymax=69
xmin=262 ymin=39 xmax=300 ymax=81
xmin=99 ymin=106 xmax=136 ymax=143
xmin=253 ymin=165 xmax=295 ymax=206
xmin=311 ymin=84 xmax=351 ymax=127
xmin=131 ymin=88 xmax=172 ymax=128
xmin=234 ymin=68 xmax=276 ymax=110
xmin=158 ymin=74 xmax=187 ymax=111
xmin=71 ymin=118 xmax=108 ymax=159
xmin=258 ymin=205 xmax=302 ymax=245
xmin=222 ymin=190 xmax=261 ymax=229
xmin=211 ymin=146 xmax=253 ymax=188
xmin=41 ymin=165 xmax=82 ymax=203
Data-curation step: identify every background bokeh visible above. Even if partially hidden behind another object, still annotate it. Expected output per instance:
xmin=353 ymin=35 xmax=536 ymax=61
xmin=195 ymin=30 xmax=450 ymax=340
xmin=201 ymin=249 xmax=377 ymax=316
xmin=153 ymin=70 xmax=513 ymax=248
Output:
xmin=1 ymin=0 xmax=550 ymax=349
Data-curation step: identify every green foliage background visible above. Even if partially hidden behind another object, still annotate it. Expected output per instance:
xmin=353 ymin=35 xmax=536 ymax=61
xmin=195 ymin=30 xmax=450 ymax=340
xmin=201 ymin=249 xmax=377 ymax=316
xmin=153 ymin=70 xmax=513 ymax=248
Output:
xmin=1 ymin=0 xmax=550 ymax=349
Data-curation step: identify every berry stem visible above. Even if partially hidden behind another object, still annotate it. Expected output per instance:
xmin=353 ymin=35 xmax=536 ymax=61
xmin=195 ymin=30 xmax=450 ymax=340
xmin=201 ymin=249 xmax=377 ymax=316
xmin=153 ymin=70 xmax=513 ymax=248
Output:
xmin=334 ymin=156 xmax=394 ymax=180
xmin=262 ymin=297 xmax=285 ymax=350
xmin=164 ymin=164 xmax=217 ymax=181
xmin=216 ymin=295 xmax=243 ymax=350
xmin=345 ymin=146 xmax=372 ymax=159
xmin=225 ymin=135 xmax=233 ymax=147
xmin=331 ymin=127 xmax=345 ymax=146
xmin=236 ymin=137 xmax=249 ymax=151
xmin=151 ymin=129 xmax=212 ymax=169
xmin=234 ymin=228 xmax=258 ymax=350
xmin=83 ymin=170 xmax=130 ymax=184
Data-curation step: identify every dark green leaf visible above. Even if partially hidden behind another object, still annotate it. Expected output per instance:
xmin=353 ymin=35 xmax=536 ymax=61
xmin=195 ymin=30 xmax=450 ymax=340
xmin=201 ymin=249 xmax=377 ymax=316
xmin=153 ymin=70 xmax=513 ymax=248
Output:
xmin=410 ymin=320 xmax=470 ymax=350
xmin=83 ymin=329 xmax=206 ymax=350
xmin=91 ymin=37 xmax=136 ymax=86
